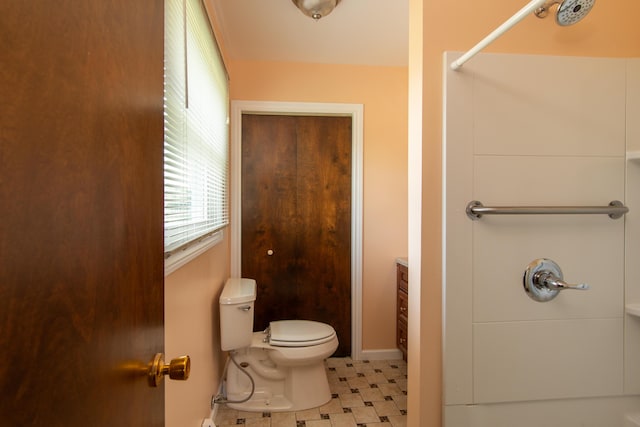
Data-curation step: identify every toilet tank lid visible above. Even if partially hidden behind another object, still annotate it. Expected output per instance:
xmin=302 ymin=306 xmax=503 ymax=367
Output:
xmin=220 ymin=278 xmax=256 ymax=304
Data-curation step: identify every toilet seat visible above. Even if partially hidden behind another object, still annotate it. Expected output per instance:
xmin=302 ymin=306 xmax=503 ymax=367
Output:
xmin=269 ymin=320 xmax=336 ymax=347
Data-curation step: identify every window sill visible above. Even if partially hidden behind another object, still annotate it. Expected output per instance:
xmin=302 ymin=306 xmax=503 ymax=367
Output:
xmin=164 ymin=229 xmax=224 ymax=276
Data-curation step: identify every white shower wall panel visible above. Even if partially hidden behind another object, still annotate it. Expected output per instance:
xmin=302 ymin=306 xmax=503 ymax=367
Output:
xmin=473 ymin=318 xmax=623 ymax=403
xmin=443 ymin=52 xmax=640 ymax=426
xmin=445 ymin=396 xmax=640 ymax=427
xmin=473 ymin=156 xmax=625 ymax=323
xmin=625 ymin=59 xmax=640 ymax=394
xmin=628 ymin=59 xmax=640 ymax=152
xmin=471 ymin=55 xmax=626 ymax=157
xmin=473 ymin=215 xmax=624 ymax=322
xmin=473 ymin=156 xmax=625 ymax=205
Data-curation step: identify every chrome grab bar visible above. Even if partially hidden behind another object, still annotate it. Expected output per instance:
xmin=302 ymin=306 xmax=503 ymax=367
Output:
xmin=466 ymin=200 xmax=628 ymax=220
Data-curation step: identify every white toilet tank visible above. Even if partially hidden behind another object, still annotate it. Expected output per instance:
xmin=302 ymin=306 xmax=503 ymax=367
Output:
xmin=219 ymin=278 xmax=257 ymax=351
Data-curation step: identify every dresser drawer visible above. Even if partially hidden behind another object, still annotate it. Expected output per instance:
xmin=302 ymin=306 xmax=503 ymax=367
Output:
xmin=396 ymin=261 xmax=408 ymax=361
xmin=397 ymin=264 xmax=408 ymax=293
xmin=397 ymin=316 xmax=408 ymax=356
xmin=397 ymin=286 xmax=408 ymax=320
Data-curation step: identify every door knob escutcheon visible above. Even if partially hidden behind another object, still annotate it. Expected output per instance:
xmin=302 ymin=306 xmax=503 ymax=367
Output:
xmin=147 ymin=353 xmax=190 ymax=387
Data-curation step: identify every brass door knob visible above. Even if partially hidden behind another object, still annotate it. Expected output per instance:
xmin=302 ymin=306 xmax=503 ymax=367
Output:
xmin=147 ymin=353 xmax=190 ymax=387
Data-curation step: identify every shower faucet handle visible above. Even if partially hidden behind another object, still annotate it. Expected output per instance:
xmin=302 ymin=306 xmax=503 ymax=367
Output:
xmin=523 ymin=258 xmax=590 ymax=302
xmin=534 ymin=271 xmax=589 ymax=291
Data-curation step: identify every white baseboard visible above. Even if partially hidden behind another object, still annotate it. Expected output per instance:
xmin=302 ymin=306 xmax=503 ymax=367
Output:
xmin=359 ymin=348 xmax=403 ymax=361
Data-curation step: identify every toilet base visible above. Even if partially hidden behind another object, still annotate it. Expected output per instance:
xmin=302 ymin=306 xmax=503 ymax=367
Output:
xmin=226 ymin=351 xmax=332 ymax=412
xmin=227 ymin=392 xmax=295 ymax=412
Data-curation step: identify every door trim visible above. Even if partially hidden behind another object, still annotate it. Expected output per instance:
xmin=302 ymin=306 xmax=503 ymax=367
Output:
xmin=230 ymin=100 xmax=363 ymax=360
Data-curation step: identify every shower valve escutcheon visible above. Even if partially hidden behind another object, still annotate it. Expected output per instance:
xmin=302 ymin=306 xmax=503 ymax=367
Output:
xmin=523 ymin=258 xmax=589 ymax=302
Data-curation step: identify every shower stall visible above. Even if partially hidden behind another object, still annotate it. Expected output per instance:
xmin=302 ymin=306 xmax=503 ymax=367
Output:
xmin=443 ymin=52 xmax=640 ymax=426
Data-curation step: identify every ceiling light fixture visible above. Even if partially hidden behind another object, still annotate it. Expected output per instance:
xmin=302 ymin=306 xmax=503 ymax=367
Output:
xmin=291 ymin=0 xmax=342 ymax=20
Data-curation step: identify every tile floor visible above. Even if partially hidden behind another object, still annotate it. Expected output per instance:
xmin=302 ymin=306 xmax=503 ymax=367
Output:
xmin=214 ymin=357 xmax=407 ymax=427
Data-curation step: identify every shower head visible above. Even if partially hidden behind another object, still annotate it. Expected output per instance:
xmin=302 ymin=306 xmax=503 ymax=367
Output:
xmin=534 ymin=0 xmax=595 ymax=26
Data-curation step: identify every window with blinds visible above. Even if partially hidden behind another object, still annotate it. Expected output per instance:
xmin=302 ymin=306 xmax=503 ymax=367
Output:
xmin=164 ymin=0 xmax=229 ymax=273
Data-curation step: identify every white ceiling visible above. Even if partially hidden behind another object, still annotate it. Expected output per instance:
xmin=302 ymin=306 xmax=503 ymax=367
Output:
xmin=207 ymin=0 xmax=409 ymax=67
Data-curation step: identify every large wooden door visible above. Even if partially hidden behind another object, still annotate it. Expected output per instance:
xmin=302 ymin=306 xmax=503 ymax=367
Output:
xmin=241 ymin=114 xmax=352 ymax=356
xmin=0 ymin=1 xmax=165 ymax=426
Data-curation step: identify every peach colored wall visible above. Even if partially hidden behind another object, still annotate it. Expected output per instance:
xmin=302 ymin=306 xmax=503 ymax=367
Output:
xmin=164 ymin=6 xmax=233 ymax=427
xmin=411 ymin=1 xmax=640 ymax=426
xmin=165 ymin=236 xmax=230 ymax=427
xmin=164 ymin=58 xmax=408 ymax=426
xmin=229 ymin=60 xmax=409 ymax=352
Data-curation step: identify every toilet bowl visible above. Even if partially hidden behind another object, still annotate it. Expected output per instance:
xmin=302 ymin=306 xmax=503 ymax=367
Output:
xmin=258 ymin=320 xmax=338 ymax=366
xmin=219 ymin=278 xmax=339 ymax=412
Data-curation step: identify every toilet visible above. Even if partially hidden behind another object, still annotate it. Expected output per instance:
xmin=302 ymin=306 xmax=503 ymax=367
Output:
xmin=219 ymin=278 xmax=339 ymax=412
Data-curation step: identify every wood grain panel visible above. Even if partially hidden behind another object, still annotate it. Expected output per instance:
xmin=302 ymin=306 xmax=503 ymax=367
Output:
xmin=241 ymin=114 xmax=352 ymax=356
xmin=0 ymin=0 xmax=165 ymax=425
xmin=242 ymin=115 xmax=300 ymax=332
xmin=295 ymin=116 xmax=352 ymax=356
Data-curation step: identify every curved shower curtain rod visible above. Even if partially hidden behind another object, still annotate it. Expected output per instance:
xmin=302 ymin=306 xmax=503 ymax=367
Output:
xmin=450 ymin=0 xmax=548 ymax=71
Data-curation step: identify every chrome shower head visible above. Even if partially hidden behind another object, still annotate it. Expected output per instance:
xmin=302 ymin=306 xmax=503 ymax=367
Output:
xmin=534 ymin=0 xmax=595 ymax=26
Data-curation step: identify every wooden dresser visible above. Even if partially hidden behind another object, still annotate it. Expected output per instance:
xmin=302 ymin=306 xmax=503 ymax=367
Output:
xmin=396 ymin=259 xmax=408 ymax=361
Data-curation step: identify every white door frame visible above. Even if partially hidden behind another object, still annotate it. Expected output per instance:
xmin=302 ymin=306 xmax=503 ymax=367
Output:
xmin=230 ymin=100 xmax=363 ymax=360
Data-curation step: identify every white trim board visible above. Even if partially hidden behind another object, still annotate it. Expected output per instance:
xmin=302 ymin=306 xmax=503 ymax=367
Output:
xmin=230 ymin=100 xmax=364 ymax=361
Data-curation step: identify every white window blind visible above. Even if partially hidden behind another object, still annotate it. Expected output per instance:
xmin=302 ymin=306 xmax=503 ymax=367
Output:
xmin=164 ymin=0 xmax=229 ymax=259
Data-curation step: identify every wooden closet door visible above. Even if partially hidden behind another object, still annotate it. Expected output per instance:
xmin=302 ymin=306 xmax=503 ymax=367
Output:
xmin=295 ymin=116 xmax=352 ymax=356
xmin=241 ymin=114 xmax=352 ymax=356
xmin=241 ymin=115 xmax=300 ymax=333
